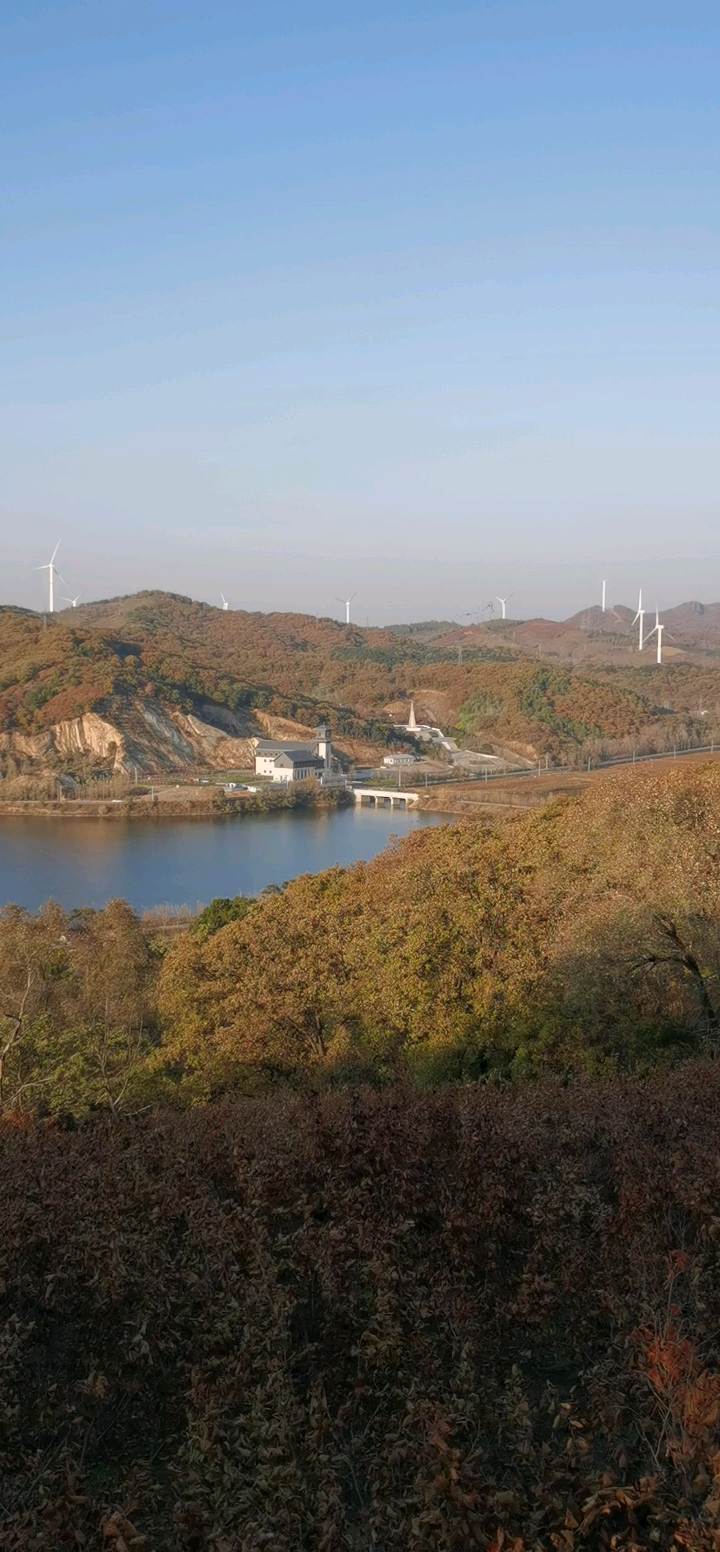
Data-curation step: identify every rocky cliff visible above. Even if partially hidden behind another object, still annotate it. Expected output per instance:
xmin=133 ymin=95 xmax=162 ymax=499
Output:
xmin=0 ymin=698 xmax=259 ymax=776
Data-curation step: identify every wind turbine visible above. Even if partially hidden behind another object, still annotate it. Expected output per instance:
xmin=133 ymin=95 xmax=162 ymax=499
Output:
xmin=336 ymin=592 xmax=356 ymax=625
xmin=37 ymin=541 xmax=65 ymax=613
xmin=646 ymin=605 xmax=665 ymax=665
xmin=62 ymin=594 xmax=81 ymax=609
xmin=631 ymin=588 xmax=645 ymax=651
xmin=601 ymin=578 xmax=609 ymax=612
xmin=496 ymin=593 xmax=514 ymax=620
xmin=220 ymin=593 xmax=229 ymax=610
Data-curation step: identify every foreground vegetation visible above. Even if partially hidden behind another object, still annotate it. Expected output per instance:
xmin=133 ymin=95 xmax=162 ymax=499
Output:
xmin=3 ymin=1070 xmax=720 ymax=1548
xmin=3 ymin=760 xmax=720 ymax=1546
xmin=2 ymin=762 xmax=720 ymax=1116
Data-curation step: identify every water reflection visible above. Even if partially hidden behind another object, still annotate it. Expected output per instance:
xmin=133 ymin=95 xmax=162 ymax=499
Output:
xmin=0 ymin=806 xmax=444 ymax=912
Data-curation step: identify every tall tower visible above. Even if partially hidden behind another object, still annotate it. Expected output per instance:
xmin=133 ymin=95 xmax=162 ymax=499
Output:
xmin=408 ymin=701 xmax=417 ymax=730
xmin=315 ymin=724 xmax=332 ymax=769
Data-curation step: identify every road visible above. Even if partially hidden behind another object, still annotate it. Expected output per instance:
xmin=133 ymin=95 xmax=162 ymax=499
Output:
xmin=418 ymin=747 xmax=720 ymax=816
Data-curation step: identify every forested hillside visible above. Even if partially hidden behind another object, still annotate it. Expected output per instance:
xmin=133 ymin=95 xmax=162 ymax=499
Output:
xmin=2 ymin=760 xmax=719 ymax=1117
xmin=2 ymin=591 xmax=720 ymax=774
xmin=3 ymin=1071 xmax=720 ymax=1549
xmin=3 ymin=763 xmax=720 ymax=1546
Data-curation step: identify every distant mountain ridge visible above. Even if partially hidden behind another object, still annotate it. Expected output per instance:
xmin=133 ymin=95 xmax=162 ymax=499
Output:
xmin=15 ymin=588 xmax=720 ymax=640
xmin=563 ymin=600 xmax=720 ymax=636
xmin=3 ymin=590 xmax=720 ymax=778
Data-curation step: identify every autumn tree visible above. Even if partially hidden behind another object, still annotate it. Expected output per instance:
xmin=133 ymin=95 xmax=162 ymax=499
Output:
xmin=0 ymin=899 xmax=156 ymax=1116
xmin=156 ymin=762 xmax=720 ymax=1089
xmin=158 ymin=868 xmax=363 ymax=1094
xmin=0 ymin=901 xmax=68 ymax=1112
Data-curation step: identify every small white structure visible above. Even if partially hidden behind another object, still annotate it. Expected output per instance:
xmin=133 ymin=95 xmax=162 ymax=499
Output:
xmin=397 ymin=701 xmax=458 ymax=753
xmin=383 ymin=752 xmax=417 ymax=766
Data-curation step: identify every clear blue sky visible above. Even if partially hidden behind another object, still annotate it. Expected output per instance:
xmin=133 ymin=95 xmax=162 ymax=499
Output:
xmin=1 ymin=1 xmax=718 ymax=621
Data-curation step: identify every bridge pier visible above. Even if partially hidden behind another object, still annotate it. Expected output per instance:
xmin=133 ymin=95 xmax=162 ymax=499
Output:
xmin=352 ymin=787 xmax=419 ymax=809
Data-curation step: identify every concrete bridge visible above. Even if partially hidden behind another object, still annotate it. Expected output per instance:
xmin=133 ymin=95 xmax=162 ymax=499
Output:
xmin=351 ymin=786 xmax=420 ymax=809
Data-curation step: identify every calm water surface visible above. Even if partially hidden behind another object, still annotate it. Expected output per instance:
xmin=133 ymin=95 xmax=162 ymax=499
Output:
xmin=0 ymin=807 xmax=444 ymax=912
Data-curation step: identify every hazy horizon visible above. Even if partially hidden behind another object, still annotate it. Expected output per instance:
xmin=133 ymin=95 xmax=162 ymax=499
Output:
xmin=9 ymin=578 xmax=720 ymax=630
xmin=2 ymin=1 xmax=718 ymax=624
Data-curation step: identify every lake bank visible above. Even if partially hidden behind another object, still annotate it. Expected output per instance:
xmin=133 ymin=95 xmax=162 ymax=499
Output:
xmin=0 ymin=782 xmax=354 ymax=820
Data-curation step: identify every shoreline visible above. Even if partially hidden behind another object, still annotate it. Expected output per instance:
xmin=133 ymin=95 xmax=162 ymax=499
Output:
xmin=0 ymin=789 xmax=356 ymax=821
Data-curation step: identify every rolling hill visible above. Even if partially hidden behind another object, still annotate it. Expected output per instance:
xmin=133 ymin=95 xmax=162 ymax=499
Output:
xmin=2 ymin=590 xmax=720 ymax=777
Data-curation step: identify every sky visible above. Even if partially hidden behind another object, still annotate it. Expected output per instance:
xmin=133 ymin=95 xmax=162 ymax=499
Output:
xmin=1 ymin=0 xmax=719 ymax=623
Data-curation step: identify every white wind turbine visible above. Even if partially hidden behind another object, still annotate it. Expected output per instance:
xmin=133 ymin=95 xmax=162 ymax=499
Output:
xmin=496 ymin=593 xmax=514 ymax=620
xmin=37 ymin=541 xmax=65 ymax=613
xmin=336 ymin=592 xmax=356 ymax=625
xmin=631 ymin=588 xmax=645 ymax=651
xmin=62 ymin=593 xmax=82 ymax=609
xmin=220 ymin=593 xmax=230 ymax=610
xmin=601 ymin=578 xmax=609 ymax=612
xmin=646 ymin=605 xmax=665 ymax=664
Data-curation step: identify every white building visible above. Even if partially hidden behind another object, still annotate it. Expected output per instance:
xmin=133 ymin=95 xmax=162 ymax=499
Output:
xmin=254 ymin=740 xmax=311 ymax=777
xmin=271 ymin=751 xmax=326 ymax=784
xmin=383 ymin=752 xmax=417 ymax=766
xmin=254 ymin=725 xmax=334 ymax=783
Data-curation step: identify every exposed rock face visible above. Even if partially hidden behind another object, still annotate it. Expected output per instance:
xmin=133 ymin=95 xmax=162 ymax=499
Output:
xmin=171 ymin=712 xmax=256 ymax=770
xmin=0 ymin=713 xmax=125 ymax=769
xmin=0 ymin=699 xmax=260 ymax=776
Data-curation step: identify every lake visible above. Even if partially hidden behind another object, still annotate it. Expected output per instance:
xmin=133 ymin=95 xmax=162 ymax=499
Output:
xmin=0 ymin=806 xmax=445 ymax=912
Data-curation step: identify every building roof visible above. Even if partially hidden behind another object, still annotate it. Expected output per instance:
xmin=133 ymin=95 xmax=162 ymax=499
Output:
xmin=255 ymin=739 xmax=313 ymax=754
xmin=272 ymin=751 xmax=325 ymax=769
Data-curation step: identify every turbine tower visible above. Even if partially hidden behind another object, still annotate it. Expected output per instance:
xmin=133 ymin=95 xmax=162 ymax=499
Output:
xmin=220 ymin=593 xmax=229 ymax=610
xmin=647 ymin=606 xmax=664 ymax=665
xmin=336 ymin=592 xmax=356 ymax=625
xmin=631 ymin=589 xmax=645 ymax=651
xmin=601 ymin=578 xmax=608 ymax=612
xmin=496 ymin=593 xmax=513 ymax=620
xmin=37 ymin=541 xmax=64 ymax=613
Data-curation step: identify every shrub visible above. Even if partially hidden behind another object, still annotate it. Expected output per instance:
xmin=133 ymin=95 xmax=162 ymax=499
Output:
xmin=2 ymin=1068 xmax=720 ymax=1547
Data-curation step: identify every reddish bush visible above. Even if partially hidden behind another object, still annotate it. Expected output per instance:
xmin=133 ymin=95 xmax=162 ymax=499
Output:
xmin=2 ymin=1068 xmax=720 ymax=1549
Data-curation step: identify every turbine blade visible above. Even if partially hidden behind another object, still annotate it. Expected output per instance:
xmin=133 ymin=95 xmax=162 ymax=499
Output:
xmin=50 ymin=540 xmax=61 ymax=564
